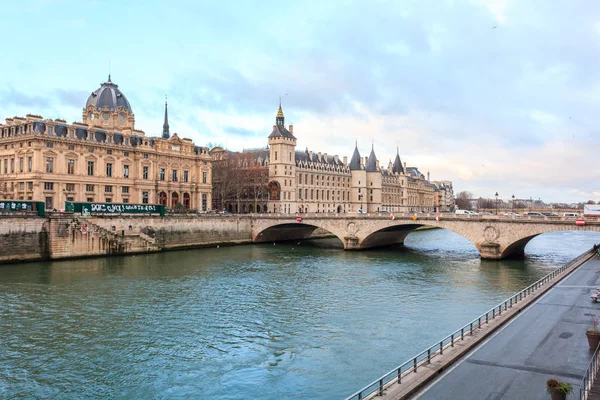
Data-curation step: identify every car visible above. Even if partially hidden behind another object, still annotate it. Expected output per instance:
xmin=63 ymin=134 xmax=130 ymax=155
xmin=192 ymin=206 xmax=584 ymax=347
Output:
xmin=504 ymin=212 xmax=521 ymax=217
xmin=480 ymin=212 xmax=493 ymax=216
xmin=524 ymin=212 xmax=543 ymax=217
xmin=356 ymin=209 xmax=367 ymax=214
xmin=541 ymin=212 xmax=558 ymax=217
xmin=379 ymin=210 xmax=391 ymax=213
xmin=564 ymin=212 xmax=582 ymax=218
xmin=455 ymin=209 xmax=471 ymax=215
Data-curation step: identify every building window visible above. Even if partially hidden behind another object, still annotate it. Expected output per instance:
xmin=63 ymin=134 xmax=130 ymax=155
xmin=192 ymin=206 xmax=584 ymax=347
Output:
xmin=66 ymin=183 xmax=75 ymax=192
xmin=123 ymin=165 xmax=129 ymax=178
xmin=44 ymin=182 xmax=54 ymax=191
xmin=122 ymin=186 xmax=129 ymax=194
xmin=87 ymin=161 xmax=94 ymax=176
xmin=142 ymin=191 xmax=149 ymax=204
xmin=68 ymin=144 xmax=75 ymax=150
xmin=160 ymin=168 xmax=165 ymax=180
xmin=183 ymin=170 xmax=188 ymax=183
xmin=19 ymin=182 xmax=24 ymax=191
xmin=172 ymin=169 xmax=178 ymax=182
xmin=45 ymin=197 xmax=53 ymax=210
xmin=86 ymin=184 xmax=94 ymax=192
xmin=202 ymin=194 xmax=207 ymax=211
xmin=26 ymin=156 xmax=32 ymax=172
xmin=3 ymin=159 xmax=6 ymax=174
xmin=88 ymin=147 xmax=94 ymax=153
xmin=143 ymin=153 xmax=148 ymax=159
xmin=46 ymin=142 xmax=53 ymax=148
xmin=123 ymin=198 xmax=129 ymax=204
xmin=105 ymin=198 xmax=112 ymax=203
xmin=143 ymin=166 xmax=149 ymax=180
xmin=46 ymin=157 xmax=53 ymax=173
xmin=67 ymin=197 xmax=74 ymax=202
xmin=87 ymin=197 xmax=94 ymax=202
xmin=202 ymin=171 xmax=207 ymax=184
xmin=105 ymin=185 xmax=112 ymax=193
xmin=67 ymin=159 xmax=75 ymax=175
xmin=19 ymin=158 xmax=23 ymax=173
xmin=107 ymin=149 xmax=112 ymax=155
xmin=27 ymin=182 xmax=33 ymax=191
xmin=10 ymin=158 xmax=14 ymax=173
xmin=106 ymin=163 xmax=113 ymax=177
xmin=48 ymin=126 xmax=54 ymax=135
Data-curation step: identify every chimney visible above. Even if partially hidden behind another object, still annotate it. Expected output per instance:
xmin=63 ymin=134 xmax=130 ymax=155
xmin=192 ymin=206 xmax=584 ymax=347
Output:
xmin=309 ymin=150 xmax=313 ymax=160
xmin=427 ymin=171 xmax=430 ymax=181
xmin=289 ymin=125 xmax=293 ymax=133
xmin=343 ymin=156 xmax=347 ymax=164
xmin=376 ymin=159 xmax=380 ymax=169
xmin=365 ymin=156 xmax=368 ymax=165
xmin=334 ymin=155 xmax=339 ymax=162
xmin=404 ymin=162 xmax=407 ymax=170
xmin=323 ymin=152 xmax=327 ymax=161
xmin=318 ymin=152 xmax=321 ymax=162
xmin=273 ymin=125 xmax=276 ymax=130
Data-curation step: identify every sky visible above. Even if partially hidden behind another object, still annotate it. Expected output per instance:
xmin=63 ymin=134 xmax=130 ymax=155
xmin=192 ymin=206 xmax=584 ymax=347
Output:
xmin=1 ymin=0 xmax=599 ymax=203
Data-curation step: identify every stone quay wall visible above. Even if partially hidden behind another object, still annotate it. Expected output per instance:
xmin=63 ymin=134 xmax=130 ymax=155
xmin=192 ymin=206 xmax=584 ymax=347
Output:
xmin=0 ymin=215 xmax=256 ymax=265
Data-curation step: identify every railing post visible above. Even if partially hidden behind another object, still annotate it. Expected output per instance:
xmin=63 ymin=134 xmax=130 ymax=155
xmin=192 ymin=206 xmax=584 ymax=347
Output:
xmin=397 ymin=367 xmax=401 ymax=383
xmin=492 ymin=309 xmax=495 ymax=319
xmin=451 ymin=334 xmax=454 ymax=347
xmin=470 ymin=322 xmax=473 ymax=335
xmin=478 ymin=317 xmax=481 ymax=329
xmin=379 ymin=378 xmax=384 ymax=396
xmin=486 ymin=313 xmax=489 ymax=324
xmin=358 ymin=391 xmax=362 ymax=400
xmin=427 ymin=349 xmax=431 ymax=363
xmin=413 ymin=358 xmax=417 ymax=373
xmin=440 ymin=341 xmax=443 ymax=355
xmin=461 ymin=328 xmax=464 ymax=340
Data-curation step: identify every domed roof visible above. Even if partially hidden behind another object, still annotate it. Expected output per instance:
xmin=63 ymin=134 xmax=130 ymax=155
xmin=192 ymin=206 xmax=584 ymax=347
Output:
xmin=86 ymin=75 xmax=132 ymax=113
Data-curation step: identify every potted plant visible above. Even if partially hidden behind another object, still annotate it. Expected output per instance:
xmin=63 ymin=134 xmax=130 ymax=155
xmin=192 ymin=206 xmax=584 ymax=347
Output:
xmin=546 ymin=378 xmax=573 ymax=400
xmin=586 ymin=316 xmax=600 ymax=350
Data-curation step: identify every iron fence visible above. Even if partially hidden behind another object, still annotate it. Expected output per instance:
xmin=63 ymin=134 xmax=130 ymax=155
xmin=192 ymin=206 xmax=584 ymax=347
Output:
xmin=580 ymin=336 xmax=600 ymax=399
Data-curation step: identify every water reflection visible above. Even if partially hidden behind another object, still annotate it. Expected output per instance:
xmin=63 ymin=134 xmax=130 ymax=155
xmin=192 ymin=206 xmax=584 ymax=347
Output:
xmin=1 ymin=229 xmax=599 ymax=400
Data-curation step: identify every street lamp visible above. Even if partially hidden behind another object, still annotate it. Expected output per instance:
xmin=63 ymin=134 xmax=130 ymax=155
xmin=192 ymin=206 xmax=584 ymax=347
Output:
xmin=512 ymin=194 xmax=515 ymax=212
xmin=495 ymin=192 xmax=499 ymax=215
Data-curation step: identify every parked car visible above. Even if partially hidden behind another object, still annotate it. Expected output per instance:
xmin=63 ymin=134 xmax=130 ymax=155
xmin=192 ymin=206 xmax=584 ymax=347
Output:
xmin=524 ymin=212 xmax=543 ymax=217
xmin=564 ymin=212 xmax=582 ymax=218
xmin=455 ymin=209 xmax=471 ymax=215
xmin=504 ymin=212 xmax=522 ymax=217
xmin=357 ymin=209 xmax=367 ymax=214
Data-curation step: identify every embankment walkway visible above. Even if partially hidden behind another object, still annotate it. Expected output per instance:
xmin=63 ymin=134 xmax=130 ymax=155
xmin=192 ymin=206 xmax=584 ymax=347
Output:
xmin=411 ymin=255 xmax=600 ymax=399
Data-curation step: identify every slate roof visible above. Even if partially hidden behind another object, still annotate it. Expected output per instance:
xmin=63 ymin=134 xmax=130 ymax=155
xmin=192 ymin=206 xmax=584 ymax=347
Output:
xmin=86 ymin=75 xmax=132 ymax=113
xmin=392 ymin=152 xmax=404 ymax=174
xmin=365 ymin=148 xmax=378 ymax=172
xmin=349 ymin=145 xmax=362 ymax=170
xmin=268 ymin=124 xmax=296 ymax=139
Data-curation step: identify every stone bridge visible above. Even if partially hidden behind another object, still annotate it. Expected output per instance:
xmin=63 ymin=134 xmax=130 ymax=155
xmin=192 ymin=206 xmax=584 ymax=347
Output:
xmin=251 ymin=213 xmax=600 ymax=259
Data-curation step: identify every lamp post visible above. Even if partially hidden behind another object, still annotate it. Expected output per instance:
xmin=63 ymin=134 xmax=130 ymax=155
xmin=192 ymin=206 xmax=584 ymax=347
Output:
xmin=495 ymin=192 xmax=499 ymax=215
xmin=512 ymin=194 xmax=515 ymax=212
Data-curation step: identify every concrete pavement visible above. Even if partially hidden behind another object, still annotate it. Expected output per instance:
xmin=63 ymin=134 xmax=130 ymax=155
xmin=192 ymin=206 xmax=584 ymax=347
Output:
xmin=413 ymin=255 xmax=600 ymax=400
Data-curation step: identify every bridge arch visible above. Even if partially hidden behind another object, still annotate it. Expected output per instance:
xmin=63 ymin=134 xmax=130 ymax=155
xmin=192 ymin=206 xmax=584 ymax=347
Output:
xmin=252 ymin=220 xmax=346 ymax=246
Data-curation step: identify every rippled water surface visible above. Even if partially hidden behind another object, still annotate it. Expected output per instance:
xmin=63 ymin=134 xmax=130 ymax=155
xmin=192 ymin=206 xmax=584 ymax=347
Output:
xmin=1 ymin=229 xmax=599 ymax=399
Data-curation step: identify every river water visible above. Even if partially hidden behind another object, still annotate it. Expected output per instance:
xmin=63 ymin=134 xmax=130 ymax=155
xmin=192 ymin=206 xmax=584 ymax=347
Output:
xmin=1 ymin=229 xmax=599 ymax=399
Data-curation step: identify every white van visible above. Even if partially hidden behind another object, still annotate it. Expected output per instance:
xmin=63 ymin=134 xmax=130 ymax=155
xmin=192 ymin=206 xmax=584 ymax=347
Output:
xmin=455 ymin=210 xmax=471 ymax=215
xmin=564 ymin=212 xmax=581 ymax=218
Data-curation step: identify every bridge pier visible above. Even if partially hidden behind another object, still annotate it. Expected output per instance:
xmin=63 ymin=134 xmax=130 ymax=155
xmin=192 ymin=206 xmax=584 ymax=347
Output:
xmin=344 ymin=236 xmax=360 ymax=250
xmin=477 ymin=242 xmax=502 ymax=260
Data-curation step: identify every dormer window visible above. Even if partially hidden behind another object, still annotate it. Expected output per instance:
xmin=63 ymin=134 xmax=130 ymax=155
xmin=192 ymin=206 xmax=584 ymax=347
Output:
xmin=102 ymin=112 xmax=109 ymax=120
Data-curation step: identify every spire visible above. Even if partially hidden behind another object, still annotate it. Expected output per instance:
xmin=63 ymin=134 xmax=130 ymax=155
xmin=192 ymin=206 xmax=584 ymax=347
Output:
xmin=108 ymin=73 xmax=112 ymax=83
xmin=276 ymin=99 xmax=285 ymax=126
xmin=162 ymin=95 xmax=170 ymax=139
xmin=392 ymin=146 xmax=404 ymax=174
xmin=349 ymin=142 xmax=362 ymax=170
xmin=365 ymin=146 xmax=378 ymax=172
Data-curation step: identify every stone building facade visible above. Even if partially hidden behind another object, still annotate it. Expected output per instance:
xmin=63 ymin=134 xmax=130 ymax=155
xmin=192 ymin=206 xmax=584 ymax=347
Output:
xmin=212 ymin=104 xmax=440 ymax=214
xmin=0 ymin=76 xmax=212 ymax=211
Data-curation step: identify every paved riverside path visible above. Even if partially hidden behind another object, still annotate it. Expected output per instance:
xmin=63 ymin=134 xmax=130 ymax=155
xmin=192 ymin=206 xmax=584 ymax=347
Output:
xmin=412 ymin=256 xmax=600 ymax=400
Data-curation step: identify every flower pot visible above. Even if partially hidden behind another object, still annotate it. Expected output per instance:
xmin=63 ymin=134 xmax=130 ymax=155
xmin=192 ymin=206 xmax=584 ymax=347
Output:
xmin=586 ymin=331 xmax=600 ymax=350
xmin=549 ymin=389 xmax=566 ymax=400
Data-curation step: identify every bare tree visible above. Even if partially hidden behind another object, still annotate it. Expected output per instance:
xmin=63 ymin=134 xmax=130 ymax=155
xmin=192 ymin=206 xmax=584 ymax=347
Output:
xmin=455 ymin=191 xmax=473 ymax=210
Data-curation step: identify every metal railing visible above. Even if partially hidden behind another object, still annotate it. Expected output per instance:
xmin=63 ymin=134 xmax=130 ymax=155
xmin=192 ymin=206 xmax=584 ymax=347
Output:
xmin=345 ymin=247 xmax=595 ymax=400
xmin=580 ymin=336 xmax=600 ymax=399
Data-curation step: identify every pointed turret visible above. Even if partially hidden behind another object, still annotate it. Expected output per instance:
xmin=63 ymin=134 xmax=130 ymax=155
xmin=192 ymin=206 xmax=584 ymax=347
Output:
xmin=349 ymin=142 xmax=362 ymax=170
xmin=365 ymin=145 xmax=378 ymax=172
xmin=392 ymin=147 xmax=404 ymax=174
xmin=162 ymin=96 xmax=170 ymax=139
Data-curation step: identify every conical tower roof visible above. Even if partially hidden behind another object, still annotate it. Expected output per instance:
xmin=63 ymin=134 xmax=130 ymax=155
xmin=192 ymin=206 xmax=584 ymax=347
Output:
xmin=349 ymin=143 xmax=362 ymax=170
xmin=392 ymin=147 xmax=404 ymax=174
xmin=365 ymin=146 xmax=378 ymax=172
